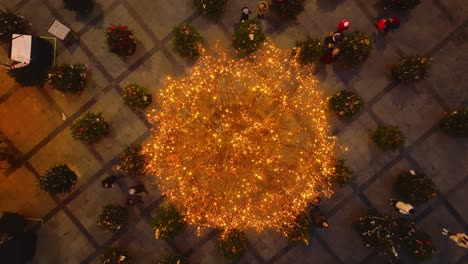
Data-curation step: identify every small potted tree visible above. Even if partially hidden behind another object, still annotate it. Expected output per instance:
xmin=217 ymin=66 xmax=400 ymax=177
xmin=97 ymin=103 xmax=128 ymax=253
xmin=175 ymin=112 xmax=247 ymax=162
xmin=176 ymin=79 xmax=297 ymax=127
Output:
xmin=329 ymin=90 xmax=363 ymax=120
xmin=100 ymin=247 xmax=131 ymax=264
xmin=70 ymin=112 xmax=109 ymax=143
xmin=392 ymin=55 xmax=431 ymax=82
xmin=48 ymin=64 xmax=88 ymax=94
xmin=337 ymin=31 xmax=373 ymax=68
xmin=281 ymin=213 xmax=311 ymax=245
xmin=218 ymin=229 xmax=249 ymax=260
xmin=172 ymin=23 xmax=203 ymax=59
xmin=116 ymin=145 xmax=148 ymax=177
xmin=270 ymin=0 xmax=305 ymax=19
xmin=63 ymin=0 xmax=94 ymax=14
xmin=373 ymin=125 xmax=405 ymax=151
xmin=158 ymin=253 xmax=187 ymax=264
xmin=193 ymin=0 xmax=228 ymax=20
xmin=356 ymin=210 xmax=398 ymax=258
xmin=293 ymin=37 xmax=323 ymax=66
xmin=37 ymin=164 xmax=77 ymax=195
xmin=0 ymin=9 xmax=30 ymax=42
xmin=150 ymin=204 xmax=186 ymax=240
xmin=400 ymin=229 xmax=436 ymax=261
xmin=105 ymin=24 xmax=136 ymax=57
xmin=233 ymin=20 xmax=266 ymax=55
xmin=97 ymin=204 xmax=128 ymax=233
xmin=395 ymin=170 xmax=437 ymax=204
xmin=122 ymin=83 xmax=152 ymax=112
xmin=382 ymin=0 xmax=421 ymax=11
xmin=440 ymin=109 xmax=468 ymax=137
xmin=330 ymin=159 xmax=353 ymax=188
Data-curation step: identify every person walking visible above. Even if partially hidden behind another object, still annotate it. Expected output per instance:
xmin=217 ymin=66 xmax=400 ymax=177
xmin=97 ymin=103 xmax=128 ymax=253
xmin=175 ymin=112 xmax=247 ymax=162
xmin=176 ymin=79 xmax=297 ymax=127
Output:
xmin=308 ymin=205 xmax=329 ymax=228
xmin=337 ymin=19 xmax=350 ymax=33
xmin=257 ymin=1 xmax=268 ymax=20
xmin=442 ymin=228 xmax=468 ymax=249
xmin=240 ymin=6 xmax=251 ymax=22
xmin=377 ymin=17 xmax=400 ymax=34
xmin=391 ymin=199 xmax=415 ymax=215
xmin=126 ymin=195 xmax=144 ymax=206
xmin=101 ymin=175 xmax=119 ymax=188
xmin=128 ymin=184 xmax=148 ymax=195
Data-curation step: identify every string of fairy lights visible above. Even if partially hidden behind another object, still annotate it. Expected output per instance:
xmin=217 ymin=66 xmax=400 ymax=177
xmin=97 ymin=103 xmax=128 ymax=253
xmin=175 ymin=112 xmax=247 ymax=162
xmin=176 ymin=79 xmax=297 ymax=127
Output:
xmin=143 ymin=41 xmax=337 ymax=233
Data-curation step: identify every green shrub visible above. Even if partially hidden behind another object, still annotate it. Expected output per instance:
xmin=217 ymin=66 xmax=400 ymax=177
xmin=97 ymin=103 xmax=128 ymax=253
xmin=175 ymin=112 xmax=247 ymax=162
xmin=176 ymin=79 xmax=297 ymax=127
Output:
xmin=193 ymin=0 xmax=228 ymax=21
xmin=37 ymin=164 xmax=77 ymax=195
xmin=382 ymin=0 xmax=421 ymax=11
xmin=97 ymin=204 xmax=128 ymax=233
xmin=70 ymin=112 xmax=109 ymax=143
xmin=232 ymin=20 xmax=266 ymax=55
xmin=281 ymin=213 xmax=311 ymax=245
xmin=356 ymin=210 xmax=398 ymax=257
xmin=116 ymin=145 xmax=148 ymax=177
xmin=270 ymin=0 xmax=305 ymax=19
xmin=105 ymin=24 xmax=136 ymax=57
xmin=392 ymin=56 xmax=431 ymax=82
xmin=330 ymin=159 xmax=353 ymax=187
xmin=329 ymin=89 xmax=363 ymax=120
xmin=101 ymin=247 xmax=131 ymax=264
xmin=172 ymin=23 xmax=203 ymax=59
xmin=158 ymin=253 xmax=188 ymax=264
xmin=337 ymin=31 xmax=373 ymax=68
xmin=0 ymin=9 xmax=30 ymax=42
xmin=400 ymin=229 xmax=436 ymax=260
xmin=122 ymin=83 xmax=152 ymax=111
xmin=440 ymin=109 xmax=468 ymax=137
xmin=395 ymin=170 xmax=437 ymax=204
xmin=150 ymin=204 xmax=185 ymax=240
xmin=48 ymin=64 xmax=87 ymax=94
xmin=293 ymin=37 xmax=323 ymax=65
xmin=63 ymin=0 xmax=94 ymax=14
xmin=218 ymin=229 xmax=248 ymax=260
xmin=373 ymin=125 xmax=405 ymax=151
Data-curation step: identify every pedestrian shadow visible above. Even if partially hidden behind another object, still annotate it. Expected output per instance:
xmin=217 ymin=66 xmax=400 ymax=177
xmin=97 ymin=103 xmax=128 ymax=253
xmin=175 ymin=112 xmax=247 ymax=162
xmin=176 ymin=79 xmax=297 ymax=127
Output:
xmin=317 ymin=0 xmax=343 ymax=12
xmin=80 ymin=3 xmax=105 ymax=29
xmin=332 ymin=63 xmax=362 ymax=85
xmin=372 ymin=31 xmax=388 ymax=51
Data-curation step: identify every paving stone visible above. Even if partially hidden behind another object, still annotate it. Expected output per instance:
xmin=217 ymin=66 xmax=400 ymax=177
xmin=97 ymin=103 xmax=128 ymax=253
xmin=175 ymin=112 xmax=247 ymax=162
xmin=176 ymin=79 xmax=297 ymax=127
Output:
xmin=0 ymin=63 xmax=20 ymax=98
xmin=46 ymin=0 xmax=118 ymax=33
xmin=246 ymin=228 xmax=289 ymax=261
xmin=372 ymin=80 xmax=446 ymax=145
xmin=32 ymin=210 xmax=96 ymax=263
xmin=336 ymin=112 xmax=399 ymax=186
xmin=171 ymin=227 xmax=214 ymax=254
xmin=417 ymin=203 xmax=467 ymax=264
xmin=432 ymin=0 xmax=468 ymax=24
xmin=0 ymin=0 xmax=24 ymax=10
xmin=191 ymin=15 xmax=231 ymax=51
xmin=119 ymin=50 xmax=177 ymax=95
xmin=445 ymin=181 xmax=468 ymax=224
xmin=320 ymin=185 xmax=354 ymax=216
xmin=188 ymin=238 xmax=231 ymax=264
xmin=429 ymin=26 xmax=468 ymax=107
xmin=0 ymin=88 xmax=63 ymax=154
xmin=125 ymin=0 xmax=193 ymax=40
xmin=112 ymin=218 xmax=173 ymax=263
xmin=80 ymin=4 xmax=155 ymax=79
xmin=319 ymin=195 xmax=372 ymax=263
xmin=66 ymin=172 xmax=129 ymax=244
xmin=17 ymin=0 xmax=55 ymax=36
xmin=28 ymin=128 xmax=102 ymax=193
xmin=91 ymin=89 xmax=149 ymax=162
xmin=0 ymin=166 xmax=56 ymax=218
xmin=410 ymin=132 xmax=468 ymax=193
xmin=275 ymin=237 xmax=336 ymax=264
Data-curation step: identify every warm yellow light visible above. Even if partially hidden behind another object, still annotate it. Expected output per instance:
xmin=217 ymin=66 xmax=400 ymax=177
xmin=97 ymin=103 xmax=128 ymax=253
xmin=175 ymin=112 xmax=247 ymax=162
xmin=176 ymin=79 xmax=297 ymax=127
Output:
xmin=144 ymin=41 xmax=337 ymax=232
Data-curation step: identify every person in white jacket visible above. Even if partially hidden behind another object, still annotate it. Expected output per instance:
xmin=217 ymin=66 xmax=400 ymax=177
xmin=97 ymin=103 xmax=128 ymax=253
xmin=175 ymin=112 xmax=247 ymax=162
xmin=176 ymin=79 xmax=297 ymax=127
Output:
xmin=390 ymin=199 xmax=415 ymax=215
xmin=442 ymin=228 xmax=468 ymax=249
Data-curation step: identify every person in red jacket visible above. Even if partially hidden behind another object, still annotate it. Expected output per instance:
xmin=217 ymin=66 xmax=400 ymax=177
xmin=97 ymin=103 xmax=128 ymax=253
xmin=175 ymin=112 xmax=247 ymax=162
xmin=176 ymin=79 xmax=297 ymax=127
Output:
xmin=377 ymin=17 xmax=400 ymax=34
xmin=337 ymin=19 xmax=350 ymax=32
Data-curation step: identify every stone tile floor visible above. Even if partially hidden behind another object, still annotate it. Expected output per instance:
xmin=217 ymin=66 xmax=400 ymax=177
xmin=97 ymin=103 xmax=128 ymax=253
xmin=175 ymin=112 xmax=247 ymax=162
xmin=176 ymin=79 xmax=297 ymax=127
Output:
xmin=0 ymin=0 xmax=467 ymax=263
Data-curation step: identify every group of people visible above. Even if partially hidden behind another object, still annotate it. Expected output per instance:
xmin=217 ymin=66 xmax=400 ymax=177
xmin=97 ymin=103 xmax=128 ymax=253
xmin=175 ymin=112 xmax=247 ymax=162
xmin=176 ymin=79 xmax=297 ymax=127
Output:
xmin=307 ymin=197 xmax=329 ymax=229
xmin=240 ymin=1 xmax=269 ymax=22
xmin=101 ymin=175 xmax=149 ymax=207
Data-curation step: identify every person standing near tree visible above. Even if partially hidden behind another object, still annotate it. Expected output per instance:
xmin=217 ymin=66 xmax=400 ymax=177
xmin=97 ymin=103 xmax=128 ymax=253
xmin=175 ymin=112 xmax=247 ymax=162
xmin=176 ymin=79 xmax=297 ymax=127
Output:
xmin=337 ymin=19 xmax=350 ymax=33
xmin=101 ymin=175 xmax=119 ymax=188
xmin=126 ymin=195 xmax=144 ymax=206
xmin=391 ymin=199 xmax=415 ymax=215
xmin=308 ymin=205 xmax=329 ymax=228
xmin=240 ymin=6 xmax=251 ymax=22
xmin=442 ymin=228 xmax=468 ymax=249
xmin=257 ymin=1 xmax=268 ymax=20
xmin=128 ymin=183 xmax=148 ymax=195
xmin=377 ymin=16 xmax=400 ymax=34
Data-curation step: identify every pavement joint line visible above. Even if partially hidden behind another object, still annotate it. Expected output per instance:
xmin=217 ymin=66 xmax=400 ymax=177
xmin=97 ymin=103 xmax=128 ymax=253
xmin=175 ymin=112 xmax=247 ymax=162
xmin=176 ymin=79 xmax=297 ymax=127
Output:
xmin=457 ymin=253 xmax=468 ymax=264
xmin=433 ymin=0 xmax=456 ymax=25
xmin=0 ymin=86 xmax=20 ymax=105
xmin=112 ymin=83 xmax=153 ymax=130
xmin=264 ymin=243 xmax=292 ymax=264
xmin=182 ymin=229 xmax=219 ymax=258
xmin=77 ymin=40 xmax=114 ymax=82
xmin=359 ymin=250 xmax=378 ymax=264
xmin=62 ymin=206 xmax=101 ymax=248
xmin=11 ymin=0 xmax=31 ymax=12
xmin=314 ymin=231 xmax=346 ymax=264
xmin=326 ymin=192 xmax=356 ymax=218
xmin=75 ymin=0 xmax=122 ymax=37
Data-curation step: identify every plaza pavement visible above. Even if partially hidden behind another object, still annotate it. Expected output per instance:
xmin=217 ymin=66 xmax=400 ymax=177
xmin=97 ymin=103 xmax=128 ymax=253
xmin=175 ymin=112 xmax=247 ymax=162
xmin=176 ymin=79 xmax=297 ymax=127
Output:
xmin=0 ymin=0 xmax=467 ymax=263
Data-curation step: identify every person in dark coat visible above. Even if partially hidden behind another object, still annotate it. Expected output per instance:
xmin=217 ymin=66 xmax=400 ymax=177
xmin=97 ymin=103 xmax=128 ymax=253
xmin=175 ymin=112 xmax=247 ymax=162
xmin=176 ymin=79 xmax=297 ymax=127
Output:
xmin=126 ymin=195 xmax=144 ymax=206
xmin=128 ymin=184 xmax=148 ymax=195
xmin=323 ymin=32 xmax=344 ymax=64
xmin=241 ymin=6 xmax=251 ymax=22
xmin=101 ymin=175 xmax=119 ymax=188
xmin=308 ymin=205 xmax=329 ymax=228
